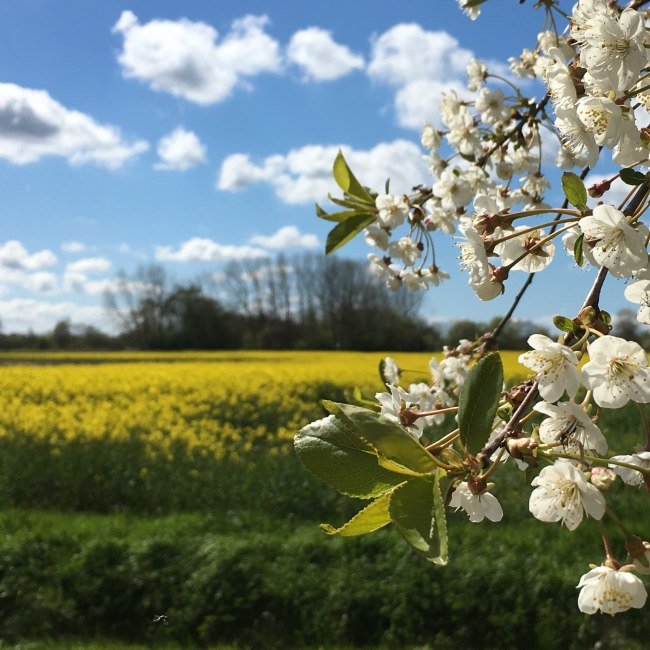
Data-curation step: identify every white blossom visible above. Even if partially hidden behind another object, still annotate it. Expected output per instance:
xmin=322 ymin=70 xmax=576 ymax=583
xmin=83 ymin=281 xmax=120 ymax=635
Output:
xmin=624 ymin=280 xmax=650 ymax=324
xmin=376 ymin=194 xmax=409 ymax=230
xmin=582 ymin=335 xmax=650 ymax=408
xmin=577 ymin=566 xmax=647 ymax=615
xmin=450 ymin=482 xmax=503 ymax=523
xmin=466 ymin=59 xmax=487 ymax=91
xmin=529 ymin=460 xmax=606 ymax=531
xmin=609 ymin=451 xmax=650 ymax=486
xmin=498 ymin=226 xmax=555 ymax=273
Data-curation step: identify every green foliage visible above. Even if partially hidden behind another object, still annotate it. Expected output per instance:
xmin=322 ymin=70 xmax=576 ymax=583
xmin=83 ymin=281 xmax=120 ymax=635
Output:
xmin=573 ymin=232 xmax=585 ymax=267
xmin=325 ymin=213 xmax=375 ymax=254
xmin=619 ymin=167 xmax=647 ymax=185
xmin=457 ymin=353 xmax=504 ymax=453
xmin=553 ymin=315 xmax=578 ymax=333
xmin=321 ymin=490 xmax=392 ymax=536
xmin=332 ymin=150 xmax=375 ymax=204
xmin=561 ymin=172 xmax=588 ymax=211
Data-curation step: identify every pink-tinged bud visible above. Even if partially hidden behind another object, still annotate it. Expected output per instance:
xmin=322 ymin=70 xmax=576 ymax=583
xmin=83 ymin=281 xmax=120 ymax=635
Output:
xmin=588 ymin=179 xmax=611 ymax=198
xmin=590 ymin=466 xmax=617 ymax=491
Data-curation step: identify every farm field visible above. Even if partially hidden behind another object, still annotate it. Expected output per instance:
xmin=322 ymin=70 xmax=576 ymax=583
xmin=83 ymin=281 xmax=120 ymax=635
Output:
xmin=0 ymin=350 xmax=646 ymax=649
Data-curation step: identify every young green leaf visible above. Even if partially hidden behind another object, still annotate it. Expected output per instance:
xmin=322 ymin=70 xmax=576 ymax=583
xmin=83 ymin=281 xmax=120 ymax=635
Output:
xmin=325 ymin=214 xmax=375 ymax=255
xmin=619 ymin=168 xmax=647 ymax=186
xmin=294 ymin=414 xmax=403 ymax=498
xmin=458 ymin=353 xmax=504 ymax=454
xmin=573 ymin=232 xmax=585 ymax=267
xmin=389 ymin=475 xmax=448 ymax=565
xmin=561 ymin=172 xmax=588 ymax=211
xmin=553 ymin=315 xmax=576 ymax=333
xmin=315 ymin=204 xmax=360 ymax=223
xmin=333 ymin=150 xmax=374 ymax=204
xmin=325 ymin=402 xmax=437 ymax=476
xmin=320 ymin=490 xmax=395 ymax=536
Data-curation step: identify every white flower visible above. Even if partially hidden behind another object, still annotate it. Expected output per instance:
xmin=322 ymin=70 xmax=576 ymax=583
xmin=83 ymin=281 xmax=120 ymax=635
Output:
xmin=421 ymin=122 xmax=441 ymax=150
xmin=457 ymin=0 xmax=481 ymax=20
xmin=424 ymin=199 xmax=457 ymax=234
xmin=579 ymin=204 xmax=648 ymax=278
xmin=609 ymin=451 xmax=650 ymax=486
xmin=577 ymin=566 xmax=647 ymax=615
xmin=381 ymin=356 xmax=400 ymax=385
xmin=449 ymin=482 xmax=503 ymax=523
xmin=624 ymin=279 xmax=650 ymax=324
xmin=475 ymin=88 xmax=512 ymax=125
xmin=466 ymin=59 xmax=487 ymax=91
xmin=576 ymin=97 xmax=624 ymax=148
xmin=376 ymin=384 xmax=425 ymax=439
xmin=498 ymin=226 xmax=555 ymax=273
xmin=555 ymin=107 xmax=599 ymax=168
xmin=582 ymin=335 xmax=650 ymax=408
xmin=440 ymin=356 xmax=468 ymax=387
xmin=563 ymin=226 xmax=597 ymax=266
xmin=533 ymin=401 xmax=608 ymax=455
xmin=519 ymin=334 xmax=581 ymax=402
xmin=446 ymin=108 xmax=483 ymax=159
xmin=432 ymin=167 xmax=473 ymax=211
xmin=470 ymin=274 xmax=504 ymax=301
xmin=376 ymin=194 xmax=409 ymax=229
xmin=364 ymin=223 xmax=389 ymax=250
xmin=544 ymin=49 xmax=577 ymax=109
xmin=529 ymin=460 xmax=606 ymax=531
xmin=457 ymin=225 xmax=489 ymax=284
xmin=389 ymin=237 xmax=420 ymax=265
xmin=405 ymin=382 xmax=445 ymax=425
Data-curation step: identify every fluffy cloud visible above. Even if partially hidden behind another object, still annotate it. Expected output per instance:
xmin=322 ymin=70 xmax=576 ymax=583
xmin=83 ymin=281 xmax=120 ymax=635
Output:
xmin=155 ymin=237 xmax=269 ymax=263
xmin=249 ymin=226 xmax=319 ymax=249
xmin=113 ymin=11 xmax=282 ymax=105
xmin=0 ymin=240 xmax=57 ymax=271
xmin=217 ymin=139 xmax=428 ymax=204
xmin=367 ymin=23 xmax=504 ymax=129
xmin=0 ymin=298 xmax=107 ymax=333
xmin=66 ymin=257 xmax=112 ymax=274
xmin=287 ymin=28 xmax=364 ymax=81
xmin=0 ymin=83 xmax=148 ymax=168
xmin=155 ymin=127 xmax=207 ymax=171
xmin=61 ymin=241 xmax=87 ymax=253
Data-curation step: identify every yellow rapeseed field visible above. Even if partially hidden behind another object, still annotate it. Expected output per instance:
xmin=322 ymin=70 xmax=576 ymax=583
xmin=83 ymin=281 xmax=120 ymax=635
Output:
xmin=0 ymin=350 xmax=527 ymax=462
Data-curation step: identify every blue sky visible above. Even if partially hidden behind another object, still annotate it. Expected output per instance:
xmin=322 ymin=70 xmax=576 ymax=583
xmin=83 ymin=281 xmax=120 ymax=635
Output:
xmin=0 ymin=0 xmax=628 ymax=333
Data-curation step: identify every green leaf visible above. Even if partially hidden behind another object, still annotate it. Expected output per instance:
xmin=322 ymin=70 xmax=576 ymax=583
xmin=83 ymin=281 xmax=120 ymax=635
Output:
xmin=389 ymin=475 xmax=448 ymax=565
xmin=619 ymin=168 xmax=647 ymax=186
xmin=325 ymin=402 xmax=436 ymax=476
xmin=333 ymin=150 xmax=374 ymax=204
xmin=327 ymin=193 xmax=369 ymax=210
xmin=325 ymin=214 xmax=375 ymax=255
xmin=464 ymin=0 xmax=487 ymax=6
xmin=294 ymin=414 xmax=404 ymax=499
xmin=561 ymin=172 xmax=588 ymax=211
xmin=351 ymin=386 xmax=380 ymax=411
xmin=553 ymin=315 xmax=576 ymax=333
xmin=573 ymin=232 xmax=585 ymax=267
xmin=321 ymin=490 xmax=395 ymax=536
xmin=315 ymin=204 xmax=359 ymax=223
xmin=458 ymin=353 xmax=503 ymax=454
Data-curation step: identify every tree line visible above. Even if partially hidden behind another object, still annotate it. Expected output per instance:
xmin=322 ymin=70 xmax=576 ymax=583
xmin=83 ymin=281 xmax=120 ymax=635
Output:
xmin=0 ymin=253 xmax=645 ymax=351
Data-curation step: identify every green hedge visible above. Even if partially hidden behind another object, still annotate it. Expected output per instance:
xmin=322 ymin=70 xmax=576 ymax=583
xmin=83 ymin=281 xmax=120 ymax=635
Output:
xmin=0 ymin=510 xmax=646 ymax=649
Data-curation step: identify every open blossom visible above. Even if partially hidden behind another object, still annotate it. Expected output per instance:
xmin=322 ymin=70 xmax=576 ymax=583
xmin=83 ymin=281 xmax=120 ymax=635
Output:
xmin=440 ymin=356 xmax=468 ymax=386
xmin=432 ymin=167 xmax=473 ymax=212
xmin=575 ymin=97 xmax=624 ymax=148
xmin=577 ymin=566 xmax=647 ymax=615
xmin=475 ymin=88 xmax=512 ymax=125
xmin=533 ymin=401 xmax=607 ymax=455
xmin=582 ymin=335 xmax=650 ymax=408
xmin=457 ymin=225 xmax=488 ymax=284
xmin=364 ymin=223 xmax=389 ymax=250
xmin=578 ymin=205 xmax=647 ymax=278
xmin=466 ymin=59 xmax=487 ymax=91
xmin=529 ymin=461 xmax=606 ymax=531
xmin=555 ymin=107 xmax=599 ymax=168
xmin=519 ymin=334 xmax=581 ymax=403
xmin=375 ymin=194 xmax=409 ymax=229
xmin=624 ymin=280 xmax=650 ymax=324
xmin=498 ymin=226 xmax=555 ymax=273
xmin=381 ymin=357 xmax=400 ymax=385
xmin=376 ymin=385 xmax=425 ymax=439
xmin=389 ymin=237 xmax=420 ymax=265
xmin=609 ymin=451 xmax=650 ymax=486
xmin=421 ymin=122 xmax=441 ymax=150
xmin=450 ymin=482 xmax=503 ymax=523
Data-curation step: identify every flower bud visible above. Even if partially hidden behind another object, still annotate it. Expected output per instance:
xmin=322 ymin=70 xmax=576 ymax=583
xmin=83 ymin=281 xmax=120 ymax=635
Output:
xmin=506 ymin=437 xmax=538 ymax=460
xmin=587 ymin=179 xmax=611 ymax=198
xmin=590 ymin=466 xmax=617 ymax=491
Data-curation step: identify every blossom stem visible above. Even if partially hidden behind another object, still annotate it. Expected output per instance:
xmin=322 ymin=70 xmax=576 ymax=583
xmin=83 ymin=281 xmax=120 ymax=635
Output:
xmin=481 ymin=446 xmax=505 ymax=479
xmin=543 ymin=450 xmax=650 ymax=475
xmin=416 ymin=406 xmax=458 ymax=418
xmin=599 ymin=520 xmax=617 ymax=565
xmin=506 ymin=208 xmax=582 ymax=221
xmin=490 ymin=218 xmax=579 ymax=246
xmin=605 ymin=506 xmax=634 ymax=540
xmin=503 ymin=223 xmax=576 ymax=271
xmin=426 ymin=429 xmax=460 ymax=451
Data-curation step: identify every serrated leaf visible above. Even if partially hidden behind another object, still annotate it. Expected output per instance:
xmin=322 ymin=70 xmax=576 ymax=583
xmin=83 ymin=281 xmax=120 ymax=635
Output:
xmin=325 ymin=402 xmax=436 ymax=476
xmin=553 ymin=315 xmax=576 ymax=333
xmin=321 ymin=490 xmax=395 ymax=536
xmin=458 ymin=353 xmax=503 ymax=454
xmin=333 ymin=150 xmax=374 ymax=204
xmin=325 ymin=214 xmax=375 ymax=255
xmin=389 ymin=475 xmax=448 ymax=565
xmin=619 ymin=168 xmax=647 ymax=186
xmin=561 ymin=172 xmax=588 ymax=211
xmin=315 ymin=203 xmax=359 ymax=223
xmin=294 ymin=414 xmax=404 ymax=499
xmin=573 ymin=232 xmax=585 ymax=267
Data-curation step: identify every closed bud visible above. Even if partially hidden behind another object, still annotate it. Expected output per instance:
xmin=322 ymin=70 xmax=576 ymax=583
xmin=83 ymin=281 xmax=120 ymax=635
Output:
xmin=590 ymin=466 xmax=616 ymax=491
xmin=506 ymin=437 xmax=538 ymax=460
xmin=588 ymin=179 xmax=611 ymax=198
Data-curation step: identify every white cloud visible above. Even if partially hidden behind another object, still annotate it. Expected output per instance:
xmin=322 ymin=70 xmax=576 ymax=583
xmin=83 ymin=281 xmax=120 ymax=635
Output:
xmin=366 ymin=23 xmax=507 ymax=129
xmin=155 ymin=237 xmax=269 ymax=263
xmin=154 ymin=127 xmax=207 ymax=171
xmin=287 ymin=27 xmax=364 ymax=81
xmin=113 ymin=11 xmax=282 ymax=105
xmin=61 ymin=241 xmax=87 ymax=253
xmin=0 ymin=82 xmax=148 ymax=168
xmin=0 ymin=240 xmax=57 ymax=271
xmin=217 ymin=139 xmax=428 ymax=204
xmin=117 ymin=242 xmax=148 ymax=260
xmin=0 ymin=298 xmax=107 ymax=333
xmin=65 ymin=257 xmax=112 ymax=274
xmin=249 ymin=226 xmax=319 ymax=249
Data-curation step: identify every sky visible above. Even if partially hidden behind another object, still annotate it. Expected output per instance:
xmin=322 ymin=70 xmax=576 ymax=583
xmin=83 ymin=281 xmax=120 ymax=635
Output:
xmin=0 ymin=0 xmax=630 ymax=333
